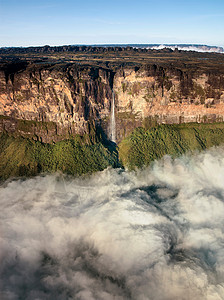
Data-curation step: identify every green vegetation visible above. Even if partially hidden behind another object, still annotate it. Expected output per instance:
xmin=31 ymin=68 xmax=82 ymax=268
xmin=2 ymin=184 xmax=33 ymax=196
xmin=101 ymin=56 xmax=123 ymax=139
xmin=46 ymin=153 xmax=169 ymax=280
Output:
xmin=142 ymin=116 xmax=159 ymax=128
xmin=119 ymin=123 xmax=224 ymax=169
xmin=0 ymin=133 xmax=118 ymax=180
xmin=121 ymin=82 xmax=128 ymax=93
xmin=143 ymin=88 xmax=155 ymax=102
xmin=0 ymin=115 xmax=57 ymax=137
xmin=2 ymin=122 xmax=224 ymax=179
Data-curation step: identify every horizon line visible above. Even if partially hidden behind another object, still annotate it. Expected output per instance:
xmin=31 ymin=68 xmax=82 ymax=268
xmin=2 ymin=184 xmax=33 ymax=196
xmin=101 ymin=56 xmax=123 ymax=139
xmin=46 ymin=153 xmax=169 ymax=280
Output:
xmin=1 ymin=43 xmax=223 ymax=49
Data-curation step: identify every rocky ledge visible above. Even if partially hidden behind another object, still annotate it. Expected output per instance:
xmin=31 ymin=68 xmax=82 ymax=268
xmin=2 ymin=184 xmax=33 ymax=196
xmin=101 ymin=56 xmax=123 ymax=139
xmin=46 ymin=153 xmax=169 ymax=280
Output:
xmin=1 ymin=58 xmax=224 ymax=142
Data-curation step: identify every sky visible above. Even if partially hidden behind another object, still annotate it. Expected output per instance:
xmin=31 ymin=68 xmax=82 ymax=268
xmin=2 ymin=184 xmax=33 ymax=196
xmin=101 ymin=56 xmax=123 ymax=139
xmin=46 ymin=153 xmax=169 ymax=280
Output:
xmin=0 ymin=0 xmax=224 ymax=47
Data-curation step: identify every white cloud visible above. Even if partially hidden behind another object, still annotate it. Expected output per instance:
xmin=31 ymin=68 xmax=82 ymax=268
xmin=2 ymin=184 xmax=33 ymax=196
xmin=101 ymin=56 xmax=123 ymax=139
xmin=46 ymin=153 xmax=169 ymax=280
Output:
xmin=1 ymin=147 xmax=224 ymax=299
xmin=149 ymin=44 xmax=224 ymax=53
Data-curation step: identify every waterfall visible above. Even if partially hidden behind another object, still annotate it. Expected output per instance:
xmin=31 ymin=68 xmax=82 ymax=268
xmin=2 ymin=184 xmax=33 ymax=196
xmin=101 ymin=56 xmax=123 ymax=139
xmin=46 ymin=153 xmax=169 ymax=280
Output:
xmin=110 ymin=90 xmax=116 ymax=143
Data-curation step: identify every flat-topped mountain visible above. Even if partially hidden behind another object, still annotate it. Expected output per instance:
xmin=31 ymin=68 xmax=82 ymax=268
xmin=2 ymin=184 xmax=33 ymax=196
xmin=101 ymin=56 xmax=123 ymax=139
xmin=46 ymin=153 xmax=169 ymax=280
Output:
xmin=1 ymin=46 xmax=224 ymax=178
xmin=1 ymin=46 xmax=224 ymax=142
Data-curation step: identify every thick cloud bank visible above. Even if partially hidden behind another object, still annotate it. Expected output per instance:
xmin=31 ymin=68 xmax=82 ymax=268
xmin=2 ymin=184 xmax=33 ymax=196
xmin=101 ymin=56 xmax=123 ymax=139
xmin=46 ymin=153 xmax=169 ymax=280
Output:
xmin=149 ymin=44 xmax=224 ymax=53
xmin=1 ymin=148 xmax=224 ymax=299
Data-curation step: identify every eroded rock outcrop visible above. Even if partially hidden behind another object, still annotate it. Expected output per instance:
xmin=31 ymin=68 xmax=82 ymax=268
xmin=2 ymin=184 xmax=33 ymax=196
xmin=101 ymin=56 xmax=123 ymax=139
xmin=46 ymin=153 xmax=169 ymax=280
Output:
xmin=1 ymin=62 xmax=224 ymax=142
xmin=0 ymin=63 xmax=113 ymax=142
xmin=114 ymin=66 xmax=224 ymax=140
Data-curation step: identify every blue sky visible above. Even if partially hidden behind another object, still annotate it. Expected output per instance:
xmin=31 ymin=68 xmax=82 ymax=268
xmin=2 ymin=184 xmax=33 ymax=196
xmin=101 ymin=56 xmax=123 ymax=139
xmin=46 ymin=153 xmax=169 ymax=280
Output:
xmin=0 ymin=0 xmax=224 ymax=47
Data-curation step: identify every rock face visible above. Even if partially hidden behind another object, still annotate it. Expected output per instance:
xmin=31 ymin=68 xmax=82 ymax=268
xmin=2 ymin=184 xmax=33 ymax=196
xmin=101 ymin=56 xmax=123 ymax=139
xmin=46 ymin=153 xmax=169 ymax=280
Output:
xmin=0 ymin=63 xmax=113 ymax=142
xmin=1 ymin=62 xmax=224 ymax=142
xmin=114 ymin=66 xmax=224 ymax=140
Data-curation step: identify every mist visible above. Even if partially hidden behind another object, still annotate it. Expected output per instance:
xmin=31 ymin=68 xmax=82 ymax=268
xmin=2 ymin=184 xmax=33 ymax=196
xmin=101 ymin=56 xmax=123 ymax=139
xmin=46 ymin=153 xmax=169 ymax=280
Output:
xmin=149 ymin=44 xmax=224 ymax=53
xmin=1 ymin=147 xmax=224 ymax=300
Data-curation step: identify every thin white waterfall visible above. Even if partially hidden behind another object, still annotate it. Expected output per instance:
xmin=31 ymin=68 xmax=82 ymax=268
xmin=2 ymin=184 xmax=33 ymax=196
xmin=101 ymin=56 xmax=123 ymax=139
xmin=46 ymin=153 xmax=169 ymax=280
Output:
xmin=110 ymin=90 xmax=116 ymax=142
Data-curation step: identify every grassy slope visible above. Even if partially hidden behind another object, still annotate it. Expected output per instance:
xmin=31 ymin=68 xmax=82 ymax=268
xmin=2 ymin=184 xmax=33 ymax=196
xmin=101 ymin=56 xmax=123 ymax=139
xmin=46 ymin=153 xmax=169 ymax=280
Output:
xmin=119 ymin=123 xmax=224 ymax=169
xmin=0 ymin=134 xmax=118 ymax=180
xmin=1 ymin=122 xmax=224 ymax=179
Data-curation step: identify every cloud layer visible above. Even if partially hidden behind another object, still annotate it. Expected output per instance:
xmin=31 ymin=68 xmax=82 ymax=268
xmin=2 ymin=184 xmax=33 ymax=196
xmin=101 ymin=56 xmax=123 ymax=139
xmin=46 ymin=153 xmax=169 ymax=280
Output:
xmin=149 ymin=44 xmax=224 ymax=53
xmin=1 ymin=147 xmax=224 ymax=299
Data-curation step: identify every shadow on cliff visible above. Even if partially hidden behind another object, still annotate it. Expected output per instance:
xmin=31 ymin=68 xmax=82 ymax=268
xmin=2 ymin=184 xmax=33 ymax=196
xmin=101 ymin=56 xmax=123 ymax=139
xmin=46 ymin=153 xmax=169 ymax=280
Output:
xmin=95 ymin=124 xmax=122 ymax=169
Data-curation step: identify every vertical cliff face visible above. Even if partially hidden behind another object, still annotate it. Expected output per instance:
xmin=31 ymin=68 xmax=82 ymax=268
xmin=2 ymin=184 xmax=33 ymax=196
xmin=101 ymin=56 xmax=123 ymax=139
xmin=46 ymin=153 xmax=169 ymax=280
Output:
xmin=113 ymin=66 xmax=224 ymax=141
xmin=0 ymin=63 xmax=114 ymax=141
xmin=1 ymin=62 xmax=224 ymax=143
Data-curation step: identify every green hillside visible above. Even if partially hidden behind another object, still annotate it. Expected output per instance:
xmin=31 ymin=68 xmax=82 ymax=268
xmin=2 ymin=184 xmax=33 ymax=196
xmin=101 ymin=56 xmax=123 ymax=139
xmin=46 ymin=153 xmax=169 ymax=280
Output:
xmin=0 ymin=134 xmax=118 ymax=180
xmin=1 ymin=122 xmax=224 ymax=179
xmin=119 ymin=123 xmax=224 ymax=169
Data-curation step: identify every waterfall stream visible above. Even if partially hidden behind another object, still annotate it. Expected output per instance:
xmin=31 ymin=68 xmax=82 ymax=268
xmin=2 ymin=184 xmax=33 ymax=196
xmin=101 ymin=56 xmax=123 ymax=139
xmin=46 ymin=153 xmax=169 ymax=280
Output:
xmin=110 ymin=90 xmax=116 ymax=142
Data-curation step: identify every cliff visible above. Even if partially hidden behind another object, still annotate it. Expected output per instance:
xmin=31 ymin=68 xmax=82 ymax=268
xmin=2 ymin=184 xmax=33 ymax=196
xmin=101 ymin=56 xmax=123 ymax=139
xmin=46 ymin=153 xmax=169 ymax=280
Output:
xmin=1 ymin=61 xmax=224 ymax=142
xmin=0 ymin=62 xmax=113 ymax=142
xmin=114 ymin=65 xmax=224 ymax=140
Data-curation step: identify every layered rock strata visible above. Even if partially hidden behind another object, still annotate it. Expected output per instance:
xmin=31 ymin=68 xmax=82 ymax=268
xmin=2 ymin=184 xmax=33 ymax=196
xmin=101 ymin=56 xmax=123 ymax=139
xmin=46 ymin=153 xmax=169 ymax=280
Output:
xmin=1 ymin=62 xmax=224 ymax=142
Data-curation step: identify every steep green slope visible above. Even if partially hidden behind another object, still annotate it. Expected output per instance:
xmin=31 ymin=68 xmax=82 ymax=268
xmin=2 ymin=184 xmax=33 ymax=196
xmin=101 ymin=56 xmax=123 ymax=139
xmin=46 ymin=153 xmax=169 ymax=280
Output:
xmin=0 ymin=134 xmax=118 ymax=180
xmin=1 ymin=122 xmax=224 ymax=180
xmin=119 ymin=123 xmax=224 ymax=169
